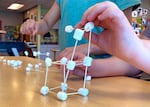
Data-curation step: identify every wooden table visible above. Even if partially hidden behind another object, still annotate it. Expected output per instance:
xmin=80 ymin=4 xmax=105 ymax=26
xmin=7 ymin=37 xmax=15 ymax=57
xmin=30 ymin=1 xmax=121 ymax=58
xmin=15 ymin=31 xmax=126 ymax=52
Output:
xmin=0 ymin=56 xmax=150 ymax=107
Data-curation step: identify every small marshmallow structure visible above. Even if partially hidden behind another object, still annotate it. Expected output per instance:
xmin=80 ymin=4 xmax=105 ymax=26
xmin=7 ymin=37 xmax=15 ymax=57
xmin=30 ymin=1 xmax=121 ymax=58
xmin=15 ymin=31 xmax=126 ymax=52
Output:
xmin=32 ymin=51 xmax=51 ymax=58
xmin=40 ymin=22 xmax=94 ymax=101
xmin=25 ymin=51 xmax=52 ymax=72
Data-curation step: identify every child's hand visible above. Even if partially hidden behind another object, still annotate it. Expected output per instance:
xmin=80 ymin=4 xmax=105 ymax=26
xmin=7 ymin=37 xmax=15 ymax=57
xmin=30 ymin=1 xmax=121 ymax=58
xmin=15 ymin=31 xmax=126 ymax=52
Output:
xmin=76 ymin=1 xmax=137 ymax=57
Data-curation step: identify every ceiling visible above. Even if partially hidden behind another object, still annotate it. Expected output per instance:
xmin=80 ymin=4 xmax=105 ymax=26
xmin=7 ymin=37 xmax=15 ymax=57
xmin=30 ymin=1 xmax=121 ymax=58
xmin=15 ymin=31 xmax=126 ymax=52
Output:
xmin=0 ymin=0 xmax=54 ymax=13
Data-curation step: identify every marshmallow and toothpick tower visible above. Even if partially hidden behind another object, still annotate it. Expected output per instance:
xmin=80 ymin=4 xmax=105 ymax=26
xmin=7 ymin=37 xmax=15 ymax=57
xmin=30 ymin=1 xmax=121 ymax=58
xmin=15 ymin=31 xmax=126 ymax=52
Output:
xmin=39 ymin=22 xmax=94 ymax=101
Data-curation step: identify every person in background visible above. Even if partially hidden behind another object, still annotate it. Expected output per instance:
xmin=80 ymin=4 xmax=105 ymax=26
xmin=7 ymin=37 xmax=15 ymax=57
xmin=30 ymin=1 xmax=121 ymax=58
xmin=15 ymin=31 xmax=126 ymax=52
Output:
xmin=20 ymin=0 xmax=142 ymax=78
xmin=76 ymin=1 xmax=150 ymax=74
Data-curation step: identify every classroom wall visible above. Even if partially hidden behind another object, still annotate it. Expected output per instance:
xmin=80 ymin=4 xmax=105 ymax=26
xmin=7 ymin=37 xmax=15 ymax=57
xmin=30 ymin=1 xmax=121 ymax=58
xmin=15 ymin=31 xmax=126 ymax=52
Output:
xmin=141 ymin=0 xmax=150 ymax=17
xmin=0 ymin=11 xmax=23 ymax=30
xmin=0 ymin=0 xmax=149 ymax=30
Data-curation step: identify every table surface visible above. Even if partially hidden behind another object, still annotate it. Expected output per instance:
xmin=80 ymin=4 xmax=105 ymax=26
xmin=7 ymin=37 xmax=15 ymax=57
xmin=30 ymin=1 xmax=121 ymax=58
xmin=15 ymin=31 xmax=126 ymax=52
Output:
xmin=0 ymin=56 xmax=150 ymax=107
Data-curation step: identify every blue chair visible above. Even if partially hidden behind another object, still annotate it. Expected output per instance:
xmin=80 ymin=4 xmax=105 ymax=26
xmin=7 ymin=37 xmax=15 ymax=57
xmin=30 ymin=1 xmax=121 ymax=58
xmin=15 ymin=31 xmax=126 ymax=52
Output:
xmin=0 ymin=42 xmax=25 ymax=56
xmin=11 ymin=48 xmax=19 ymax=56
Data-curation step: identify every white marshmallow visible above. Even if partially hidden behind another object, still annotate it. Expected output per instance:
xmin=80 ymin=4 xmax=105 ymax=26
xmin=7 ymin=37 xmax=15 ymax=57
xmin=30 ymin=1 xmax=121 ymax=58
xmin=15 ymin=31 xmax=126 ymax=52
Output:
xmin=27 ymin=63 xmax=33 ymax=68
xmin=83 ymin=56 xmax=93 ymax=67
xmin=78 ymin=88 xmax=89 ymax=97
xmin=2 ymin=59 xmax=7 ymax=64
xmin=86 ymin=75 xmax=92 ymax=81
xmin=13 ymin=61 xmax=20 ymax=67
xmin=38 ymin=63 xmax=42 ymax=67
xmin=33 ymin=51 xmax=38 ymax=57
xmin=65 ymin=25 xmax=74 ymax=33
xmin=57 ymin=91 xmax=68 ymax=101
xmin=60 ymin=83 xmax=68 ymax=91
xmin=45 ymin=57 xmax=52 ymax=67
xmin=17 ymin=60 xmax=23 ymax=66
xmin=37 ymin=51 xmax=40 ymax=56
xmin=60 ymin=57 xmax=68 ymax=65
xmin=24 ymin=51 xmax=29 ymax=56
xmin=40 ymin=86 xmax=49 ymax=96
xmin=73 ymin=28 xmax=84 ymax=41
xmin=9 ymin=60 xmax=15 ymax=65
xmin=26 ymin=67 xmax=31 ymax=72
xmin=46 ymin=52 xmax=50 ymax=57
xmin=7 ymin=60 xmax=10 ymax=65
xmin=84 ymin=22 xmax=94 ymax=32
xmin=67 ymin=60 xmax=76 ymax=70
xmin=12 ymin=60 xmax=22 ymax=67
xmin=35 ymin=64 xmax=40 ymax=69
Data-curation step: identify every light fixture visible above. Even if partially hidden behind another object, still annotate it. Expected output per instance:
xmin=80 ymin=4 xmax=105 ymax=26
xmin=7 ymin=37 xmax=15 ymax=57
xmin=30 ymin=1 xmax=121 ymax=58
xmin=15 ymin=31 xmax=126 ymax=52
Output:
xmin=8 ymin=3 xmax=24 ymax=10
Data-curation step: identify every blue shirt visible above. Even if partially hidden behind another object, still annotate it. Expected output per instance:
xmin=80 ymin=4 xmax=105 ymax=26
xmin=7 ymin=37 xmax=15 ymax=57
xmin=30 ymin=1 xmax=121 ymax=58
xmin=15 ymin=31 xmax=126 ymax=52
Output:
xmin=56 ymin=0 xmax=141 ymax=51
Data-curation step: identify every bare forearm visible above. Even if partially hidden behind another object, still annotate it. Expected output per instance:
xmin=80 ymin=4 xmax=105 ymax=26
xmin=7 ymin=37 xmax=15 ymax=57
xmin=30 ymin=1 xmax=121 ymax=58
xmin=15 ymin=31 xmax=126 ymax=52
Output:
xmin=87 ymin=57 xmax=140 ymax=77
xmin=89 ymin=7 xmax=132 ymax=55
xmin=112 ymin=37 xmax=150 ymax=74
xmin=37 ymin=1 xmax=60 ymax=35
xmin=124 ymin=40 xmax=150 ymax=74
